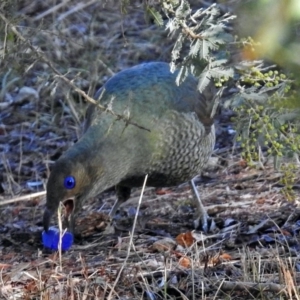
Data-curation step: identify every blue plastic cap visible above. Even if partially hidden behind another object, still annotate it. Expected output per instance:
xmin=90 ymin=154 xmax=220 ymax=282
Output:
xmin=42 ymin=227 xmax=73 ymax=251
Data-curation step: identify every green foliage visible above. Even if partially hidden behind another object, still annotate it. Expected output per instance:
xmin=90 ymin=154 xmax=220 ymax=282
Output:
xmin=146 ymin=6 xmax=164 ymax=26
xmin=280 ymin=163 xmax=298 ymax=201
xmin=162 ymin=1 xmax=234 ymax=91
xmin=231 ymin=61 xmax=300 ymax=167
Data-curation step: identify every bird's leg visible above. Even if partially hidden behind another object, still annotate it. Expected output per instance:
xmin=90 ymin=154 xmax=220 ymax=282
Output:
xmin=189 ymin=178 xmax=215 ymax=233
xmin=109 ymin=185 xmax=131 ymax=217
xmin=105 ymin=185 xmax=131 ymax=233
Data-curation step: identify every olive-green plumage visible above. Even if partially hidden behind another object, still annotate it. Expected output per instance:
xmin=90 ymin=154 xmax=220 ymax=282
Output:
xmin=43 ymin=62 xmax=220 ymax=233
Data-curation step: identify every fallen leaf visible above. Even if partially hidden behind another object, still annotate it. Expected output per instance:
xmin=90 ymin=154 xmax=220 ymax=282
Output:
xmin=152 ymin=238 xmax=176 ymax=252
xmin=176 ymin=232 xmax=195 ymax=247
xmin=220 ymin=253 xmax=233 ymax=261
xmin=256 ymin=197 xmax=266 ymax=205
xmin=24 ymin=280 xmax=38 ymax=293
xmin=179 ymin=256 xmax=190 ymax=268
xmin=210 ymin=253 xmax=233 ymax=266
xmin=280 ymin=229 xmax=291 ymax=236
xmin=239 ymin=159 xmax=248 ymax=168
xmin=155 ymin=189 xmax=173 ymax=195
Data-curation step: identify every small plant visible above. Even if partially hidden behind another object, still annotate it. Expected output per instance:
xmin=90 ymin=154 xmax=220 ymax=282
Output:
xmin=280 ymin=163 xmax=298 ymax=201
xmin=230 ymin=60 xmax=299 ymax=168
xmin=162 ymin=1 xmax=235 ymax=90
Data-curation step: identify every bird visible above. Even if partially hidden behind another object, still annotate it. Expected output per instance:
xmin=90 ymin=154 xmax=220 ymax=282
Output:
xmin=43 ymin=62 xmax=221 ymax=235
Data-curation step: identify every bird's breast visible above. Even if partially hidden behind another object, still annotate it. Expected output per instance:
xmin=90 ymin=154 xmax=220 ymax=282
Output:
xmin=124 ymin=110 xmax=216 ymax=187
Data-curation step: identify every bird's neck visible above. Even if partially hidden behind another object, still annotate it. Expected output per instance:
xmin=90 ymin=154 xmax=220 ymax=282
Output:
xmin=66 ymin=128 xmax=130 ymax=197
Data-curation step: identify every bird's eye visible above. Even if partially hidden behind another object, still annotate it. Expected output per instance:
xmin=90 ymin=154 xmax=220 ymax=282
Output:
xmin=64 ymin=176 xmax=76 ymax=189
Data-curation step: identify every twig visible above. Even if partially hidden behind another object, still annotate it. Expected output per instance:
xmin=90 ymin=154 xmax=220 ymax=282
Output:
xmin=33 ymin=0 xmax=72 ymax=21
xmin=219 ymin=280 xmax=290 ymax=295
xmin=0 ymin=191 xmax=46 ymax=206
xmin=107 ymin=175 xmax=148 ymax=300
xmin=98 ymin=59 xmax=115 ymax=77
xmin=57 ymin=0 xmax=99 ymax=22
xmin=182 ymin=26 xmax=203 ymax=40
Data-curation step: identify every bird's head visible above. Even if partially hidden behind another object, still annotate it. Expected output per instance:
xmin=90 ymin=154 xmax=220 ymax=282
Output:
xmin=43 ymin=157 xmax=93 ymax=232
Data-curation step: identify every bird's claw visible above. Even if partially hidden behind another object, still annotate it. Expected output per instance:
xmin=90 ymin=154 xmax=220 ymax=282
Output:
xmin=194 ymin=216 xmax=216 ymax=233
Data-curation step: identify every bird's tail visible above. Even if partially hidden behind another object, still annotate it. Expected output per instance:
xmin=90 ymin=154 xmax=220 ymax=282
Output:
xmin=197 ymin=85 xmax=224 ymax=134
xmin=212 ymin=87 xmax=224 ymax=117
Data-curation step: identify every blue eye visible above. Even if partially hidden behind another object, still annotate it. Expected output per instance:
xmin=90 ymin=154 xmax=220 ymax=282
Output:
xmin=64 ymin=176 xmax=76 ymax=189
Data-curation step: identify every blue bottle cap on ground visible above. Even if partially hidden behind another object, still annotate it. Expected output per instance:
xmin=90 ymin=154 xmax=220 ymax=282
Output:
xmin=42 ymin=227 xmax=73 ymax=251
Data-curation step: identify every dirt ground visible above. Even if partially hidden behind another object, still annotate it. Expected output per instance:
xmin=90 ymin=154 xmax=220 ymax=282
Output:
xmin=1 ymin=1 xmax=300 ymax=299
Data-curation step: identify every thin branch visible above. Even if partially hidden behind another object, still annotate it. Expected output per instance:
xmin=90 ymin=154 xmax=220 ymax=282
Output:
xmin=107 ymin=175 xmax=148 ymax=300
xmin=0 ymin=191 xmax=46 ymax=206
xmin=182 ymin=25 xmax=204 ymax=40
xmin=33 ymin=0 xmax=72 ymax=21
xmin=219 ymin=280 xmax=289 ymax=295
xmin=56 ymin=0 xmax=99 ymax=22
xmin=0 ymin=12 xmax=150 ymax=132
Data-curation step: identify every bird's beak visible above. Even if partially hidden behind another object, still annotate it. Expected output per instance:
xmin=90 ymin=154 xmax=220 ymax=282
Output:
xmin=43 ymin=197 xmax=76 ymax=232
xmin=43 ymin=207 xmax=54 ymax=232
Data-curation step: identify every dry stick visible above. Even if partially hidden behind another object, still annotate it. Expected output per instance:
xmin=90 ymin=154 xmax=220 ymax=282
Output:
xmin=219 ymin=281 xmax=291 ymax=295
xmin=0 ymin=12 xmax=149 ymax=132
xmin=33 ymin=0 xmax=72 ymax=21
xmin=107 ymin=174 xmax=148 ymax=300
xmin=57 ymin=0 xmax=99 ymax=22
xmin=0 ymin=191 xmax=46 ymax=206
xmin=57 ymin=204 xmax=68 ymax=273
xmin=98 ymin=59 xmax=115 ymax=77
xmin=2 ymin=22 xmax=8 ymax=60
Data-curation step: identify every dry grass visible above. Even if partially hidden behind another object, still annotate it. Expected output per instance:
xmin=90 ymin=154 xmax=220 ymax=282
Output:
xmin=1 ymin=0 xmax=300 ymax=299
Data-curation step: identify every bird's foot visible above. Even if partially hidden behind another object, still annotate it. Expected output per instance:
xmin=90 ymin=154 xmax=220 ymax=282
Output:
xmin=103 ymin=219 xmax=116 ymax=234
xmin=194 ymin=215 xmax=216 ymax=233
